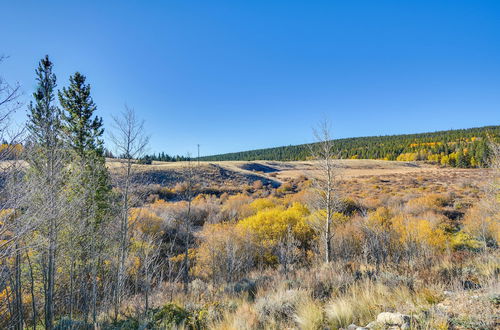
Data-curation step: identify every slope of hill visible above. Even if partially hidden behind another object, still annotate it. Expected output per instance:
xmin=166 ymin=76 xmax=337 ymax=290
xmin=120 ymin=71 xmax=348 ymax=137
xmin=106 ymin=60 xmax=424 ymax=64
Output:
xmin=199 ymin=125 xmax=500 ymax=167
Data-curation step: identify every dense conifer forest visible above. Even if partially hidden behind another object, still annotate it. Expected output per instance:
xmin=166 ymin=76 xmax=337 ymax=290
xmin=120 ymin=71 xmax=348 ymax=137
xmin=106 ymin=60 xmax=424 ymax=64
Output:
xmin=199 ymin=126 xmax=500 ymax=167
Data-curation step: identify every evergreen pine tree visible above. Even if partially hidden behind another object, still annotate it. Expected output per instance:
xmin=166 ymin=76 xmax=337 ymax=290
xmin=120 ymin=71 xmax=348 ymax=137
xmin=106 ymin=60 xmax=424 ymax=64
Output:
xmin=457 ymin=149 xmax=469 ymax=168
xmin=59 ymin=72 xmax=104 ymax=157
xmin=59 ymin=72 xmax=110 ymax=323
xmin=59 ymin=71 xmax=110 ymax=223
xmin=28 ymin=56 xmax=62 ymax=149
xmin=26 ymin=55 xmax=66 ymax=330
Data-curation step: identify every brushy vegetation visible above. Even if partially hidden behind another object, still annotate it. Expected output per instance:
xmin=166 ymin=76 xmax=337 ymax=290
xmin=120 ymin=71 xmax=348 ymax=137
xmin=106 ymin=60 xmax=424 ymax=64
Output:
xmin=84 ymin=167 xmax=498 ymax=329
xmin=2 ymin=150 xmax=499 ymax=329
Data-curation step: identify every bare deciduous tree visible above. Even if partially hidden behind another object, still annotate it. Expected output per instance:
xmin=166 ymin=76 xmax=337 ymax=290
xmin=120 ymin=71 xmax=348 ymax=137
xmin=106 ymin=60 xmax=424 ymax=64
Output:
xmin=0 ymin=55 xmax=32 ymax=330
xmin=309 ymin=119 xmax=343 ymax=263
xmin=476 ymin=139 xmax=500 ymax=250
xmin=109 ymin=105 xmax=149 ymax=319
xmin=0 ymin=55 xmax=21 ymax=140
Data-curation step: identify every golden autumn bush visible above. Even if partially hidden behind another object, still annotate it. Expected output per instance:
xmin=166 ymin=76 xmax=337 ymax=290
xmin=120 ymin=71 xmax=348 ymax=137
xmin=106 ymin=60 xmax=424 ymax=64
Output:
xmin=462 ymin=205 xmax=500 ymax=247
xmin=129 ymin=207 xmax=164 ymax=236
xmin=237 ymin=202 xmax=313 ymax=248
xmin=220 ymin=193 xmax=253 ymax=221
xmin=392 ymin=214 xmax=449 ymax=250
xmin=194 ymin=223 xmax=256 ymax=283
xmin=406 ymin=193 xmax=450 ymax=214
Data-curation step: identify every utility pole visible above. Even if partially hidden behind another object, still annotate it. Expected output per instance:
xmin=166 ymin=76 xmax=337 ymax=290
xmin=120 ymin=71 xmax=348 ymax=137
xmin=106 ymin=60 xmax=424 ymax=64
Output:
xmin=197 ymin=144 xmax=200 ymax=166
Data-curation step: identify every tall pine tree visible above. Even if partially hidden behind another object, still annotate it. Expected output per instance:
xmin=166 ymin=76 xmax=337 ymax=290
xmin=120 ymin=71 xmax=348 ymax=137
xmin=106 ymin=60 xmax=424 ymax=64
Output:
xmin=26 ymin=55 xmax=67 ymax=330
xmin=58 ymin=71 xmax=110 ymax=225
xmin=59 ymin=71 xmax=110 ymax=323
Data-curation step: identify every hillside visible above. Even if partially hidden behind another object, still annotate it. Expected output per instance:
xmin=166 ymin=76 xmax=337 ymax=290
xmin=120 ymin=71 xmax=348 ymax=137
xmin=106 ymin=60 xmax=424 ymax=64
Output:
xmin=199 ymin=125 xmax=500 ymax=167
xmin=107 ymin=159 xmax=444 ymax=189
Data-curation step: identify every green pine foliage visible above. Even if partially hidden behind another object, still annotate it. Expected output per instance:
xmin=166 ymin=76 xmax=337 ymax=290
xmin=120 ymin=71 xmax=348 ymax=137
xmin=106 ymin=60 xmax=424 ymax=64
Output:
xmin=199 ymin=126 xmax=499 ymax=168
xmin=27 ymin=55 xmax=62 ymax=149
xmin=59 ymin=71 xmax=111 ymax=225
xmin=59 ymin=72 xmax=104 ymax=157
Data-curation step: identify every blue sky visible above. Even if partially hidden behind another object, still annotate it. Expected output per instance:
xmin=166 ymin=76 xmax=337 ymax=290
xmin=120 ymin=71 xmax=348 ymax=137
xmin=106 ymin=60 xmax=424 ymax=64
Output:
xmin=1 ymin=0 xmax=499 ymax=156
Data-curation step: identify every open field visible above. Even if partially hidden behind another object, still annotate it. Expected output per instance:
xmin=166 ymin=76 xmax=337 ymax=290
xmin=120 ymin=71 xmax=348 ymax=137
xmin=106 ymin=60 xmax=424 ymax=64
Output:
xmin=110 ymin=158 xmax=441 ymax=178
xmin=4 ymin=158 xmax=490 ymax=203
xmin=107 ymin=158 xmax=490 ymax=190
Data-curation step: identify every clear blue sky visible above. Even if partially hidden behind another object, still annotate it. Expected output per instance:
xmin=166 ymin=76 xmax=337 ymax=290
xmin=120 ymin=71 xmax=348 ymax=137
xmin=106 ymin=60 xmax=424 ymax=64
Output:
xmin=2 ymin=0 xmax=499 ymax=156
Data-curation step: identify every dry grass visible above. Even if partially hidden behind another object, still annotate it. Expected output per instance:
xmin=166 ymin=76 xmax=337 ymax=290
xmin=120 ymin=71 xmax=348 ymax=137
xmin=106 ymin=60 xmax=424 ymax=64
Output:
xmin=324 ymin=280 xmax=440 ymax=328
xmin=294 ymin=296 xmax=324 ymax=330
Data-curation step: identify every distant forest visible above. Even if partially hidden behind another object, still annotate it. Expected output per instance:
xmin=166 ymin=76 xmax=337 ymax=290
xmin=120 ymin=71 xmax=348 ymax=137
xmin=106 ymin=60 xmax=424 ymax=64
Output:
xmin=197 ymin=126 xmax=500 ymax=168
xmin=139 ymin=152 xmax=190 ymax=163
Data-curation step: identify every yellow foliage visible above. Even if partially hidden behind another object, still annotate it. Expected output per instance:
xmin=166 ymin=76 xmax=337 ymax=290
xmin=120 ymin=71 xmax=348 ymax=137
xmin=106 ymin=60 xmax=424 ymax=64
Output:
xmin=368 ymin=207 xmax=392 ymax=227
xmin=221 ymin=193 xmax=253 ymax=220
xmin=0 ymin=209 xmax=14 ymax=226
xmin=440 ymin=155 xmax=450 ymax=166
xmin=450 ymin=231 xmax=483 ymax=250
xmin=427 ymin=153 xmax=441 ymax=163
xmin=170 ymin=248 xmax=197 ymax=264
xmin=238 ymin=203 xmax=312 ymax=247
xmin=309 ymin=209 xmax=350 ymax=231
xmin=194 ymin=223 xmax=255 ymax=281
xmin=0 ymin=143 xmax=23 ymax=156
xmin=0 ymin=288 xmax=9 ymax=316
xmin=392 ymin=215 xmax=448 ymax=250
xmin=470 ymin=156 xmax=478 ymax=167
xmin=406 ymin=194 xmax=448 ymax=214
xmin=247 ymin=198 xmax=279 ymax=213
xmin=409 ymin=142 xmax=442 ymax=147
xmin=396 ymin=153 xmax=417 ymax=162
xmin=462 ymin=206 xmax=500 ymax=246
xmin=129 ymin=208 xmax=164 ymax=236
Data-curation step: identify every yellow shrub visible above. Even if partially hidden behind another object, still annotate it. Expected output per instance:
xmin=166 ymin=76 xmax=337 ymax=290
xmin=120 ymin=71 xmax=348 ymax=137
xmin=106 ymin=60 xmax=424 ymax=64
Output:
xmin=221 ymin=193 xmax=253 ymax=220
xmin=427 ymin=154 xmax=441 ymax=163
xmin=368 ymin=207 xmax=392 ymax=227
xmin=129 ymin=208 xmax=164 ymax=236
xmin=238 ymin=203 xmax=312 ymax=247
xmin=450 ymin=231 xmax=482 ymax=250
xmin=440 ymin=155 xmax=450 ymax=166
xmin=397 ymin=153 xmax=417 ymax=161
xmin=392 ymin=215 xmax=449 ymax=250
xmin=406 ymin=194 xmax=449 ymax=214
xmin=194 ymin=223 xmax=255 ymax=282
xmin=247 ymin=198 xmax=279 ymax=213
xmin=462 ymin=206 xmax=500 ymax=247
